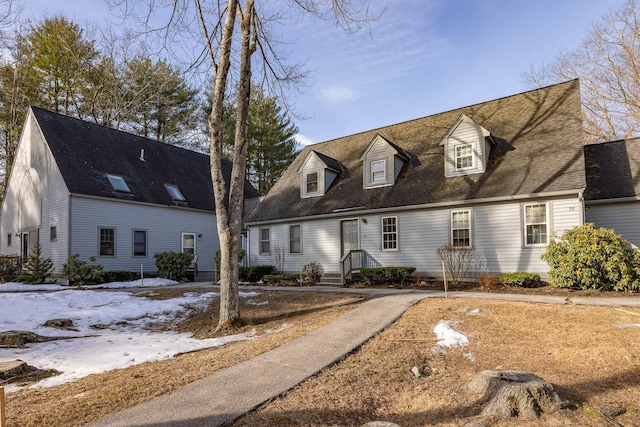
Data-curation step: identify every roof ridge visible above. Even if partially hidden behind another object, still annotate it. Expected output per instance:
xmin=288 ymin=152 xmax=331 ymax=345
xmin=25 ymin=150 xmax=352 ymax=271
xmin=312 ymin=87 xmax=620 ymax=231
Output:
xmin=308 ymin=79 xmax=580 ymax=148
xmin=30 ymin=106 xmax=209 ymax=159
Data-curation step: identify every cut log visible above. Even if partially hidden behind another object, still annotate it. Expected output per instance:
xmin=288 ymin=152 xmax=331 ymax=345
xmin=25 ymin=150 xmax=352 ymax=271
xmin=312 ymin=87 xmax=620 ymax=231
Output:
xmin=467 ymin=370 xmax=570 ymax=419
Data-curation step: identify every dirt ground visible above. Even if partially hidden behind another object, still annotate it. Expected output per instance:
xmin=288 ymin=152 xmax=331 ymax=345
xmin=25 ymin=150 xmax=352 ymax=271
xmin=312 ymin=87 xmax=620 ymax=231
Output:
xmin=4 ymin=284 xmax=640 ymax=426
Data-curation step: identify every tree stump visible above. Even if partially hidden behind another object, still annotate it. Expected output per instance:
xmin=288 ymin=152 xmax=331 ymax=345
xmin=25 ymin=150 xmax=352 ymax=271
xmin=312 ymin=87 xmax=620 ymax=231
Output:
xmin=467 ymin=370 xmax=570 ymax=419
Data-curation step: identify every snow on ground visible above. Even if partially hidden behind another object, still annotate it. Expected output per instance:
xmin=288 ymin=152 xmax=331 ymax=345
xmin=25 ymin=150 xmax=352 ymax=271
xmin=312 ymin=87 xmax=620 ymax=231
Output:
xmin=0 ymin=283 xmax=264 ymax=393
xmin=433 ymin=320 xmax=470 ymax=350
xmin=0 ymin=278 xmax=180 ymax=292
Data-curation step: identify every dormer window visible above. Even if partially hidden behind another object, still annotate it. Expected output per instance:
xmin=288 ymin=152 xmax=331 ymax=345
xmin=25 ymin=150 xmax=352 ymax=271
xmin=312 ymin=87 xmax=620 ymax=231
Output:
xmin=360 ymin=135 xmax=409 ymax=189
xmin=439 ymin=114 xmax=492 ymax=178
xmin=455 ymin=144 xmax=473 ymax=170
xmin=165 ymin=184 xmax=186 ymax=201
xmin=371 ymin=160 xmax=386 ymax=183
xmin=306 ymin=172 xmax=318 ymax=194
xmin=298 ymin=151 xmax=341 ymax=198
xmin=107 ymin=174 xmax=130 ymax=193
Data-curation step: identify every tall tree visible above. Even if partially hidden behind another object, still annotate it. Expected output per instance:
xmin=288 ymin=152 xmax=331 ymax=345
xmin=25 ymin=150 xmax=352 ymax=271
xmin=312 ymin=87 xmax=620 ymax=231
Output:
xmin=523 ymin=0 xmax=640 ymax=144
xmin=219 ymin=88 xmax=299 ymax=194
xmin=15 ymin=16 xmax=98 ymax=116
xmin=110 ymin=0 xmax=378 ymax=330
xmin=123 ymin=57 xmax=200 ymax=144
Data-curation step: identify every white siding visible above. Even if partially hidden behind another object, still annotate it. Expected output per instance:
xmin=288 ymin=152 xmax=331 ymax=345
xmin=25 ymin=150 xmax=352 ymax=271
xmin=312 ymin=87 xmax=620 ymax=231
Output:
xmin=444 ymin=120 xmax=488 ymax=178
xmin=248 ymin=195 xmax=583 ymax=278
xmin=70 ymin=197 xmax=219 ymax=273
xmin=300 ymin=152 xmax=328 ymax=198
xmin=586 ymin=201 xmax=640 ymax=247
xmin=363 ymin=138 xmax=392 ymax=188
xmin=0 ymin=111 xmax=71 ymax=274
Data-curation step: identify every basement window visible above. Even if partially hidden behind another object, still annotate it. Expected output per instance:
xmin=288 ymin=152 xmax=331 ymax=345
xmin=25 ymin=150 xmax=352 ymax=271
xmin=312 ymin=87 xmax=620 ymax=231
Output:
xmin=165 ymin=184 xmax=186 ymax=201
xmin=107 ymin=174 xmax=131 ymax=193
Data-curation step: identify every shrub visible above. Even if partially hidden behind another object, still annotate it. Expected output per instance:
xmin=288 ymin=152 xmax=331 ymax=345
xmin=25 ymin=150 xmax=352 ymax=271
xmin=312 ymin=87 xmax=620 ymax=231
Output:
xmin=0 ymin=255 xmax=21 ymax=282
xmin=435 ymin=244 xmax=481 ymax=284
xmin=102 ymin=270 xmax=140 ymax=283
xmin=262 ymin=273 xmax=300 ymax=285
xmin=215 ymin=248 xmax=247 ymax=278
xmin=239 ymin=265 xmax=275 ymax=282
xmin=302 ymin=262 xmax=324 ymax=285
xmin=541 ymin=223 xmax=640 ymax=291
xmin=360 ymin=266 xmax=416 ymax=285
xmin=498 ymin=272 xmax=542 ymax=288
xmin=478 ymin=271 xmax=498 ymax=291
xmin=154 ymin=251 xmax=192 ymax=281
xmin=22 ymin=244 xmax=54 ymax=284
xmin=62 ymin=254 xmax=104 ymax=286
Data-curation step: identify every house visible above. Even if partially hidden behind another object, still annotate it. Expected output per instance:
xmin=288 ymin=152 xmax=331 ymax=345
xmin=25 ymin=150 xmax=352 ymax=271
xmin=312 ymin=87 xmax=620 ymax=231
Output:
xmin=0 ymin=107 xmax=259 ymax=280
xmin=584 ymin=138 xmax=640 ymax=247
xmin=246 ymin=80 xmax=587 ymax=283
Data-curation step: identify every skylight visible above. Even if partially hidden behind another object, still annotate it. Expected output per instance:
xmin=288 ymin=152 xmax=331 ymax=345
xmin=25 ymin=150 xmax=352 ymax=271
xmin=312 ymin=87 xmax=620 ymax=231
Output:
xmin=107 ymin=174 xmax=131 ymax=192
xmin=165 ymin=184 xmax=186 ymax=201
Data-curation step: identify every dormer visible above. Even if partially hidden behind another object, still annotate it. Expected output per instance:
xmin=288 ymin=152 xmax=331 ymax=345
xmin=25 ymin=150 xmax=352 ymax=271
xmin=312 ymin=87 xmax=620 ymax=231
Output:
xmin=298 ymin=150 xmax=341 ymax=198
xmin=360 ymin=134 xmax=409 ymax=189
xmin=439 ymin=114 xmax=492 ymax=178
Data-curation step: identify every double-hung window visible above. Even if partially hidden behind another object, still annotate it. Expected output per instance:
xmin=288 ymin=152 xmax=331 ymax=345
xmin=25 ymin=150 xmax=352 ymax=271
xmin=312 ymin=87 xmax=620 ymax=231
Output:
xmin=381 ymin=216 xmax=398 ymax=251
xmin=371 ymin=160 xmax=386 ymax=184
xmin=260 ymin=227 xmax=271 ymax=254
xmin=289 ymin=225 xmax=301 ymax=254
xmin=524 ymin=203 xmax=548 ymax=246
xmin=50 ymin=226 xmax=57 ymax=242
xmin=451 ymin=209 xmax=471 ymax=247
xmin=455 ymin=144 xmax=473 ymax=170
xmin=306 ymin=172 xmax=318 ymax=194
xmin=99 ymin=227 xmax=115 ymax=256
xmin=133 ymin=229 xmax=147 ymax=257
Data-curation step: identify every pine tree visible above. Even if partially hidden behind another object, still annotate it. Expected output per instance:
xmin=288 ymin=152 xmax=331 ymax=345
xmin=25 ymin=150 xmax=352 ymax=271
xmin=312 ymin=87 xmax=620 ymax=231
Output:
xmin=24 ymin=243 xmax=54 ymax=284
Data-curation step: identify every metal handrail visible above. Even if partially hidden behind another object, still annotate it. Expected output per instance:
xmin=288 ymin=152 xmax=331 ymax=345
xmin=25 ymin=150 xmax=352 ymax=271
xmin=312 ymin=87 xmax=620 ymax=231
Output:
xmin=339 ymin=249 xmax=363 ymax=285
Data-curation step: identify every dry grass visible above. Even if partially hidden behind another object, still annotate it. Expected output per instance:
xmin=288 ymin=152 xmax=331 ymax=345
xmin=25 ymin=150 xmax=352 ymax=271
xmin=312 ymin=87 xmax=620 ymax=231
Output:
xmin=4 ymin=289 xmax=367 ymax=427
xmin=5 ymin=286 xmax=640 ymax=427
xmin=235 ymin=298 xmax=640 ymax=427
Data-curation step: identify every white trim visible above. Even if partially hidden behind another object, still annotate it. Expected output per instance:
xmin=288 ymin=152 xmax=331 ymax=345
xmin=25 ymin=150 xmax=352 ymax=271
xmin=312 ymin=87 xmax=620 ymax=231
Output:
xmin=381 ymin=216 xmax=399 ymax=251
xmin=132 ymin=228 xmax=148 ymax=257
xmin=247 ymin=190 xmax=584 ymax=226
xmin=370 ymin=159 xmax=386 ymax=184
xmin=450 ymin=208 xmax=472 ymax=247
xmin=181 ymin=232 xmax=196 ymax=255
xmin=454 ymin=143 xmax=474 ymax=170
xmin=522 ymin=202 xmax=550 ymax=247
xmin=259 ymin=226 xmax=270 ymax=255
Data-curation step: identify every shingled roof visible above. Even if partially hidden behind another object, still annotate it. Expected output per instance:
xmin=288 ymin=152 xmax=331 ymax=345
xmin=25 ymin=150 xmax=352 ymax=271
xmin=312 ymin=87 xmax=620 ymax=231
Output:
xmin=249 ymin=80 xmax=586 ymax=223
xmin=584 ymin=138 xmax=640 ymax=201
xmin=32 ymin=107 xmax=259 ymax=211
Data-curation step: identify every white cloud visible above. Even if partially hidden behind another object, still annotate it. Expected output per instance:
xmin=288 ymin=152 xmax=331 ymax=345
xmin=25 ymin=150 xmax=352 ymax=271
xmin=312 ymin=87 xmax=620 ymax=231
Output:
xmin=295 ymin=133 xmax=316 ymax=147
xmin=318 ymin=84 xmax=358 ymax=104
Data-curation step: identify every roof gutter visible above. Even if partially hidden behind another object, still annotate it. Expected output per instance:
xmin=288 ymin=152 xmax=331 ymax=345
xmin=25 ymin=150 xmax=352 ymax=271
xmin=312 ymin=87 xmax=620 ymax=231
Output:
xmin=585 ymin=196 xmax=640 ymax=205
xmin=246 ymin=188 xmax=586 ymax=226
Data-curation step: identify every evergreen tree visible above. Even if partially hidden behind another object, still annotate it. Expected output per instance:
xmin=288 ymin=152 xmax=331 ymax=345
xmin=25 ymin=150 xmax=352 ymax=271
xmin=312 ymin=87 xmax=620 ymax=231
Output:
xmin=219 ymin=88 xmax=299 ymax=195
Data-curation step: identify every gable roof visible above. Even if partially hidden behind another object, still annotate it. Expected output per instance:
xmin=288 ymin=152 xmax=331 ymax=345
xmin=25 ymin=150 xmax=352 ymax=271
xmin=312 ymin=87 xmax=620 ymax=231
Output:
xmin=31 ymin=107 xmax=259 ymax=211
xmin=249 ymin=80 xmax=586 ymax=223
xmin=359 ymin=134 xmax=410 ymax=161
xmin=584 ymin=138 xmax=640 ymax=201
xmin=297 ymin=150 xmax=342 ymax=173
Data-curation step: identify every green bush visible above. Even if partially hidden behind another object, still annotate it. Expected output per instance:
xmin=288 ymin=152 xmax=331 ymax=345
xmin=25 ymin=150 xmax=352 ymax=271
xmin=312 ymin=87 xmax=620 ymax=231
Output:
xmin=541 ymin=223 xmax=640 ymax=291
xmin=262 ymin=274 xmax=300 ymax=284
xmin=360 ymin=266 xmax=416 ymax=285
xmin=498 ymin=272 xmax=542 ymax=288
xmin=22 ymin=244 xmax=54 ymax=284
xmin=102 ymin=270 xmax=140 ymax=283
xmin=62 ymin=254 xmax=104 ymax=286
xmin=0 ymin=255 xmax=21 ymax=282
xmin=239 ymin=265 xmax=275 ymax=282
xmin=154 ymin=251 xmax=192 ymax=281
xmin=302 ymin=262 xmax=324 ymax=285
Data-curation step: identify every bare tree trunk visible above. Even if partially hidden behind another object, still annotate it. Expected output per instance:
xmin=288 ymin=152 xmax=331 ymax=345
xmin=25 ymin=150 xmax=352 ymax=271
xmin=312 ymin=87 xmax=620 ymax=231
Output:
xmin=203 ymin=0 xmax=255 ymax=330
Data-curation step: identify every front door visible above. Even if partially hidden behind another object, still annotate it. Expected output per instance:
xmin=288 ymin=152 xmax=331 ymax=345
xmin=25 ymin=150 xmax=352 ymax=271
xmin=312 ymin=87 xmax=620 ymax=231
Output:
xmin=341 ymin=219 xmax=359 ymax=256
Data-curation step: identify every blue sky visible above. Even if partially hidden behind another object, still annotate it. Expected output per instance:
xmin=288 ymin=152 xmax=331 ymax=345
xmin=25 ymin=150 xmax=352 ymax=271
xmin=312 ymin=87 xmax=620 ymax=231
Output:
xmin=24 ymin=0 xmax=625 ymax=145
